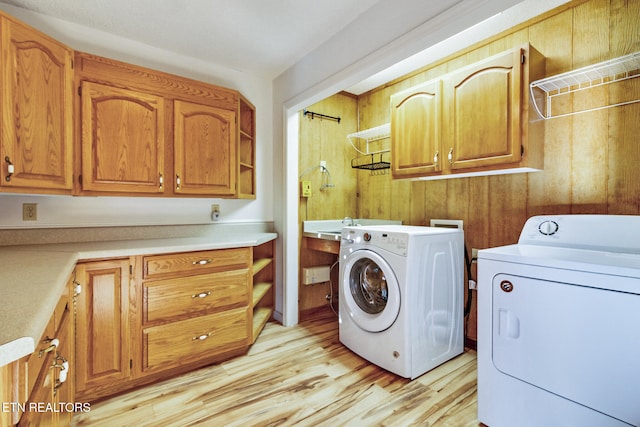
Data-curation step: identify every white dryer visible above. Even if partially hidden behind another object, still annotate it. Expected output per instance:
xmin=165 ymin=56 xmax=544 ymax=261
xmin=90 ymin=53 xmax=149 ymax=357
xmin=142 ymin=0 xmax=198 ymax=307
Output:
xmin=339 ymin=225 xmax=464 ymax=379
xmin=478 ymin=215 xmax=640 ymax=426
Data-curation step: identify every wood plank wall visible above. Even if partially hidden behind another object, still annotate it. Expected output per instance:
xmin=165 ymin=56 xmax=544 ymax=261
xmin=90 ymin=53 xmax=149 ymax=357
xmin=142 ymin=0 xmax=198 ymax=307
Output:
xmin=356 ymin=0 xmax=640 ymax=341
xmin=298 ymin=94 xmax=358 ymax=315
xmin=298 ymin=0 xmax=640 ymax=338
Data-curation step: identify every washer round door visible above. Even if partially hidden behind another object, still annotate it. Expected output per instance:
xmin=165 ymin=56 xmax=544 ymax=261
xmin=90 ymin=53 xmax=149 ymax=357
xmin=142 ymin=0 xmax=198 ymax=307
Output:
xmin=341 ymin=249 xmax=401 ymax=332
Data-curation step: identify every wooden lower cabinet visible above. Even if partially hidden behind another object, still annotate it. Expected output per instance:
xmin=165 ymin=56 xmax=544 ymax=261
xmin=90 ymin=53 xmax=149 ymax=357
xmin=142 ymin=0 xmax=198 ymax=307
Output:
xmin=9 ymin=275 xmax=75 ymax=427
xmin=74 ymin=258 xmax=134 ymax=402
xmin=251 ymin=241 xmax=275 ymax=343
xmin=140 ymin=255 xmax=252 ymax=374
xmin=74 ymin=245 xmax=273 ymax=402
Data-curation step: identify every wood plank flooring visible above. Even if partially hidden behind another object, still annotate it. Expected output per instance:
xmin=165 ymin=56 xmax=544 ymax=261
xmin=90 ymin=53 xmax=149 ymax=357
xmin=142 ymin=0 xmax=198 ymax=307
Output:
xmin=73 ymin=310 xmax=480 ymax=426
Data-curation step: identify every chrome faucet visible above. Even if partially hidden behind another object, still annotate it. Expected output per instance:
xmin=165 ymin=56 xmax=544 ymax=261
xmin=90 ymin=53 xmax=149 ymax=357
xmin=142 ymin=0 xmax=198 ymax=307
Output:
xmin=342 ymin=217 xmax=354 ymax=226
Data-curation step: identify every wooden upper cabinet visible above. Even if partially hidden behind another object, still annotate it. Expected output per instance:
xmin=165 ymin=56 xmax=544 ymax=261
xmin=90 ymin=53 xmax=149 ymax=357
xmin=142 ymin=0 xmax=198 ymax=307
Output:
xmin=75 ymin=52 xmax=246 ymax=197
xmin=0 ymin=15 xmax=73 ymax=193
xmin=80 ymin=81 xmax=165 ymax=193
xmin=443 ymin=47 xmax=524 ymax=170
xmin=391 ymin=44 xmax=544 ymax=180
xmin=391 ymin=79 xmax=442 ymax=178
xmin=174 ymin=100 xmax=236 ymax=196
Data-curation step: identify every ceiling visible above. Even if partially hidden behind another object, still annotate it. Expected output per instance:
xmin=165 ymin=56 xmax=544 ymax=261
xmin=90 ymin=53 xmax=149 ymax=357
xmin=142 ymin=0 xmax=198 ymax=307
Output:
xmin=0 ymin=0 xmax=382 ymax=78
xmin=0 ymin=0 xmax=570 ymax=96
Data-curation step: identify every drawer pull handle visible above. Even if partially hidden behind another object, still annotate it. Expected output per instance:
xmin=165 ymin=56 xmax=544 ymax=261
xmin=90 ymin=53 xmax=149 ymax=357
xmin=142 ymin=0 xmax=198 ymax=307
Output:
xmin=39 ymin=338 xmax=59 ymax=357
xmin=193 ymin=333 xmax=212 ymax=341
xmin=5 ymin=157 xmax=14 ymax=182
xmin=192 ymin=259 xmax=212 ymax=265
xmin=192 ymin=291 xmax=212 ymax=299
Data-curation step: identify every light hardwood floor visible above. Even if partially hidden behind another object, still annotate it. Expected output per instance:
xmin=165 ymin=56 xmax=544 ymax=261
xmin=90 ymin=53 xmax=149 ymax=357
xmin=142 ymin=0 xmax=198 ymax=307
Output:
xmin=73 ymin=310 xmax=480 ymax=426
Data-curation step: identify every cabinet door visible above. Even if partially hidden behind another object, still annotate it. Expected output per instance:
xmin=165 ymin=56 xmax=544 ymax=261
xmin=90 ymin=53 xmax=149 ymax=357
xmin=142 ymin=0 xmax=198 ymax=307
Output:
xmin=75 ymin=259 xmax=132 ymax=400
xmin=0 ymin=16 xmax=73 ymax=192
xmin=53 ymin=276 xmax=74 ymax=427
xmin=80 ymin=81 xmax=165 ymax=193
xmin=390 ymin=79 xmax=442 ymax=178
xmin=174 ymin=100 xmax=236 ymax=196
xmin=443 ymin=47 xmax=523 ymax=170
xmin=18 ymin=353 xmax=56 ymax=426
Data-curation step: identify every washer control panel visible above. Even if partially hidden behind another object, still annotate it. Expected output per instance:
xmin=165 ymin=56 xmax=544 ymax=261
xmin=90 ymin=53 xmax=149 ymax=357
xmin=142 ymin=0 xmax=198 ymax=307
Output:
xmin=342 ymin=228 xmax=408 ymax=256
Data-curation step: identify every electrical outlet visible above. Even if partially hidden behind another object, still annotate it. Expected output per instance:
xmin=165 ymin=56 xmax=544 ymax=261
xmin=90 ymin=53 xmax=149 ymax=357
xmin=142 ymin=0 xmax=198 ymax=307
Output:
xmin=211 ymin=204 xmax=220 ymax=221
xmin=23 ymin=203 xmax=37 ymax=221
xmin=301 ymin=181 xmax=312 ymax=197
xmin=320 ymin=160 xmax=327 ymax=169
xmin=472 ymin=248 xmax=479 ymax=260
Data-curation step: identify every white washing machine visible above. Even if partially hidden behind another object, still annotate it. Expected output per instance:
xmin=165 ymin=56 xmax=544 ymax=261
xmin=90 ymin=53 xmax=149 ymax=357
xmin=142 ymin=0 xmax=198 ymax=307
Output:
xmin=339 ymin=225 xmax=464 ymax=379
xmin=478 ymin=215 xmax=640 ymax=427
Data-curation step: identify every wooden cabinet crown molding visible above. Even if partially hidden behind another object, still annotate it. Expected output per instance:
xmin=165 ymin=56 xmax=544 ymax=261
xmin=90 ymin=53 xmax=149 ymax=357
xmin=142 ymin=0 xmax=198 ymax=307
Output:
xmin=74 ymin=52 xmax=238 ymax=110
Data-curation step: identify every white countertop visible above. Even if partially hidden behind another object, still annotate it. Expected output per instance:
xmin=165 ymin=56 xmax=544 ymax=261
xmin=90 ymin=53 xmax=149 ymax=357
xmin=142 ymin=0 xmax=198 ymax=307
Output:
xmin=0 ymin=232 xmax=276 ymax=367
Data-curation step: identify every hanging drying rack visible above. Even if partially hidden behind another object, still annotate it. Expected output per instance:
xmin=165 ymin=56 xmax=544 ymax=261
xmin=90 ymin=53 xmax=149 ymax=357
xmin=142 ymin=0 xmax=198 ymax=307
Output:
xmin=530 ymin=51 xmax=640 ymax=119
xmin=347 ymin=123 xmax=391 ymax=173
xmin=302 ymin=109 xmax=341 ymax=123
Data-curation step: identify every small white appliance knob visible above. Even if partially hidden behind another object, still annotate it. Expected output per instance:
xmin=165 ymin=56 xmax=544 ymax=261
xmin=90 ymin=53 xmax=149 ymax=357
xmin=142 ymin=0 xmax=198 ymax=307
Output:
xmin=538 ymin=220 xmax=559 ymax=236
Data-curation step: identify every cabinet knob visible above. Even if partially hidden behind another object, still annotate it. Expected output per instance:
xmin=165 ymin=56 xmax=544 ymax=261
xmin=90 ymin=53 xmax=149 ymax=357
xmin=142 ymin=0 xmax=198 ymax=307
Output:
xmin=448 ymin=147 xmax=454 ymax=164
xmin=433 ymin=151 xmax=439 ymax=165
xmin=176 ymin=174 xmax=181 ymax=190
xmin=5 ymin=156 xmax=14 ymax=182
xmin=192 ymin=259 xmax=212 ymax=265
xmin=191 ymin=291 xmax=212 ymax=299
xmin=192 ymin=332 xmax=211 ymax=341
xmin=159 ymin=173 xmax=164 ymax=190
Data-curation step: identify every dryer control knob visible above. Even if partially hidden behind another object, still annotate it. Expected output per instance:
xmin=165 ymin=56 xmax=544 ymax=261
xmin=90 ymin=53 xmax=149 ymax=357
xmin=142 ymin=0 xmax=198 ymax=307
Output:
xmin=363 ymin=232 xmax=371 ymax=242
xmin=538 ymin=220 xmax=559 ymax=236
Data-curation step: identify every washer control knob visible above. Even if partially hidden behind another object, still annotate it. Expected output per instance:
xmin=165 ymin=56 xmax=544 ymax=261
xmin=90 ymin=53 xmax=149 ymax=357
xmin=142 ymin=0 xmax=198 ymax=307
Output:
xmin=538 ymin=220 xmax=559 ymax=236
xmin=363 ymin=233 xmax=371 ymax=242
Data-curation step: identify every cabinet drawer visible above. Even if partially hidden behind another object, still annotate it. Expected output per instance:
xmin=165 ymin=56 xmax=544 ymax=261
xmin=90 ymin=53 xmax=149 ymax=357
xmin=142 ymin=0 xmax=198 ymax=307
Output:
xmin=143 ymin=247 xmax=251 ymax=279
xmin=144 ymin=268 xmax=250 ymax=323
xmin=143 ymin=307 xmax=249 ymax=370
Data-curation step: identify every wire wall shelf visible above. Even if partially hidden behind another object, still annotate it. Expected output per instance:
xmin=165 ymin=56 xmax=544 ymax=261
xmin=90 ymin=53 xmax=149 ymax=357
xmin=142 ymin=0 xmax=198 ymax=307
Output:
xmin=347 ymin=123 xmax=391 ymax=174
xmin=530 ymin=51 xmax=640 ymax=119
xmin=347 ymin=123 xmax=391 ymax=144
xmin=351 ymin=152 xmax=390 ymax=175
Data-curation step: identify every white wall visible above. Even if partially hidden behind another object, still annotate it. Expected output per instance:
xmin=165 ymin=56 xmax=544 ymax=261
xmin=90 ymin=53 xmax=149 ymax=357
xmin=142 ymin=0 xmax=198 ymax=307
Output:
xmin=0 ymin=3 xmax=274 ymax=229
